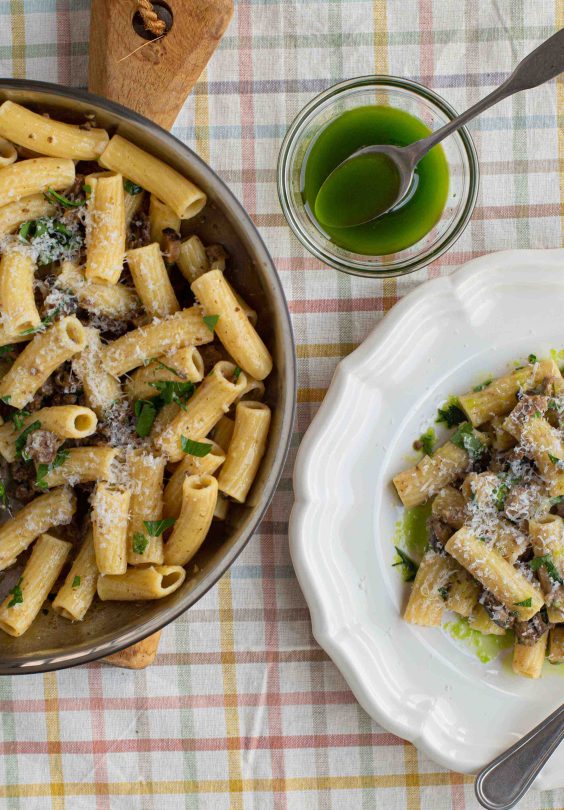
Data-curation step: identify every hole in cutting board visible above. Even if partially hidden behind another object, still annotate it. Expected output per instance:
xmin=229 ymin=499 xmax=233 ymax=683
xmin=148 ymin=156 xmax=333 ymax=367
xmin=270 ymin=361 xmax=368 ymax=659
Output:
xmin=132 ymin=2 xmax=173 ymax=40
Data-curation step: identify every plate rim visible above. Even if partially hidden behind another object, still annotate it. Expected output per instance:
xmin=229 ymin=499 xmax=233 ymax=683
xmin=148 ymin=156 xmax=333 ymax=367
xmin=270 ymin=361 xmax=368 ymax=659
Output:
xmin=289 ymin=247 xmax=564 ymax=789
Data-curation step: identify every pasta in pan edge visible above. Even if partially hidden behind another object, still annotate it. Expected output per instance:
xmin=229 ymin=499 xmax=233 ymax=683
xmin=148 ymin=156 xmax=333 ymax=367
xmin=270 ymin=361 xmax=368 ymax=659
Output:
xmin=0 ymin=101 xmax=273 ymax=638
xmin=392 ymin=354 xmax=564 ymax=678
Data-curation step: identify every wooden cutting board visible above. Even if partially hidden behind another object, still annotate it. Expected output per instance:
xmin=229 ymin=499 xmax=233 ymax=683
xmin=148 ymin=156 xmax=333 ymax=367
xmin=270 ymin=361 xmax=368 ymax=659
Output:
xmin=88 ymin=0 xmax=234 ymax=669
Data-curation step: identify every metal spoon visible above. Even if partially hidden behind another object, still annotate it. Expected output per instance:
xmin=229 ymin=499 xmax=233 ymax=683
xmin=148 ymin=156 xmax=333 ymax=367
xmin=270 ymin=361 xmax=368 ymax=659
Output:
xmin=475 ymin=703 xmax=564 ymax=810
xmin=315 ymin=28 xmax=564 ymax=228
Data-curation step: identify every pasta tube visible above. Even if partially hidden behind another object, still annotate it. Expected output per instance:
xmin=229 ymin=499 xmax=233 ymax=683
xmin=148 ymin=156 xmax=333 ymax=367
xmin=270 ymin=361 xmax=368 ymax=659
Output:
xmin=72 ymin=327 xmax=122 ymax=417
xmin=43 ymin=447 xmax=118 ymax=488
xmin=149 ymin=195 xmax=180 ymax=247
xmin=92 ymin=482 xmax=131 ymax=575
xmin=0 ymin=193 xmax=56 ymax=237
xmin=192 ymin=269 xmax=272 ymax=380
xmin=125 ymin=347 xmax=204 ymax=402
xmin=85 ymin=173 xmax=126 ymax=284
xmin=124 ymin=187 xmax=145 ymax=226
xmin=212 ymin=415 xmax=235 ymax=452
xmin=0 ymin=137 xmax=17 ymax=167
xmin=393 ymin=441 xmax=470 ymax=509
xmin=0 ymin=487 xmax=75 ymax=571
xmin=177 ymin=235 xmax=209 ymax=283
xmin=57 ymin=262 xmax=140 ymax=320
xmin=459 ymin=359 xmax=558 ymax=426
xmin=164 ymin=474 xmax=218 ymax=565
xmin=52 ymin=530 xmax=99 ymax=622
xmin=213 ymin=493 xmax=229 ymax=521
xmin=0 ymin=405 xmax=97 ymax=463
xmin=0 ymin=533 xmax=71 ymax=637
xmin=403 ymin=551 xmax=458 ymax=627
xmin=102 ymin=307 xmax=213 ymax=377
xmin=163 ymin=440 xmax=225 ymax=518
xmin=156 ymin=361 xmax=247 ymax=462
xmin=513 ymin=634 xmax=548 ymax=679
xmin=0 ymin=245 xmax=40 ymax=334
xmin=0 ymin=315 xmax=86 ymax=408
xmin=0 ymin=101 xmax=109 ymax=159
xmin=126 ymin=450 xmax=166 ymax=565
xmin=126 ymin=242 xmax=179 ymax=318
xmin=218 ymin=401 xmax=271 ymax=502
xmin=0 ymin=157 xmax=75 ymax=208
xmin=468 ymin=605 xmax=506 ymax=635
xmin=97 ymin=565 xmax=186 ymax=601
xmin=445 ymin=569 xmax=480 ymax=617
xmin=445 ymin=527 xmax=544 ymax=621
xmin=99 ymin=135 xmax=206 ymax=220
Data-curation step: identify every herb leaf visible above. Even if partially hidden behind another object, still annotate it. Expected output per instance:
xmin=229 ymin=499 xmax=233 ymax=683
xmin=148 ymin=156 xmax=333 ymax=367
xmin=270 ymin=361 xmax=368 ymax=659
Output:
xmin=530 ymin=554 xmax=564 ymax=584
xmin=528 ymin=354 xmax=538 ymax=364
xmin=0 ymin=480 xmax=8 ymax=509
xmin=143 ymin=518 xmax=176 ymax=537
xmin=415 ymin=428 xmax=436 ymax=456
xmin=180 ymin=436 xmax=213 ymax=457
xmin=132 ymin=532 xmax=149 ymax=555
xmin=0 ymin=345 xmax=14 ymax=358
xmin=513 ymin=597 xmax=532 ymax=607
xmin=18 ymin=217 xmax=83 ymax=265
xmin=124 ymin=179 xmax=143 ymax=195
xmin=134 ymin=400 xmax=157 ymax=437
xmin=8 ymin=577 xmax=23 ymax=608
xmin=148 ymin=380 xmax=194 ymax=407
xmin=72 ymin=576 xmax=81 ymax=589
xmin=11 ymin=410 xmax=30 ymax=431
xmin=233 ymin=366 xmax=242 ymax=381
xmin=392 ymin=546 xmax=418 ymax=582
xmin=436 ymin=398 xmax=466 ymax=428
xmin=451 ymin=423 xmax=486 ymax=461
xmin=15 ymin=420 xmax=41 ymax=460
xmin=44 ymin=187 xmax=84 ymax=208
xmin=203 ymin=314 xmax=220 ymax=333
xmin=438 ymin=586 xmax=449 ymax=601
xmin=473 ymin=377 xmax=493 ymax=392
xmin=36 ymin=448 xmax=69 ymax=489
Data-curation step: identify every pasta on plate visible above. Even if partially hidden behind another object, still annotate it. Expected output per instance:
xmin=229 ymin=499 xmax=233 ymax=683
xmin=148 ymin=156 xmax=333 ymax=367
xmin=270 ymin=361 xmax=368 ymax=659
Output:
xmin=0 ymin=102 xmax=273 ymax=637
xmin=393 ymin=355 xmax=564 ymax=678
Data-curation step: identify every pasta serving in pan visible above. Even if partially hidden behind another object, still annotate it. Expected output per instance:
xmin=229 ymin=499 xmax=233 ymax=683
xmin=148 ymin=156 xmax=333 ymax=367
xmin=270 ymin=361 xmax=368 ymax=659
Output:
xmin=393 ymin=356 xmax=564 ymax=678
xmin=0 ymin=101 xmax=272 ymax=637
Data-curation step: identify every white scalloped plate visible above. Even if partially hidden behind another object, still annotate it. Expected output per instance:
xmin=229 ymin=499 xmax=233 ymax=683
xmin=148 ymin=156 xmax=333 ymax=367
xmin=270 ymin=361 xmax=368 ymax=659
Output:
xmin=290 ymin=249 xmax=564 ymax=788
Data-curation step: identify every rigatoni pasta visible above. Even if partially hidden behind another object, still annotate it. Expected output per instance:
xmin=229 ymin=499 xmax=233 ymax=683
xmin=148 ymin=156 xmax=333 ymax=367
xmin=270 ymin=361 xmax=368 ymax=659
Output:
xmin=393 ymin=355 xmax=564 ymax=678
xmin=0 ymin=102 xmax=275 ymax=637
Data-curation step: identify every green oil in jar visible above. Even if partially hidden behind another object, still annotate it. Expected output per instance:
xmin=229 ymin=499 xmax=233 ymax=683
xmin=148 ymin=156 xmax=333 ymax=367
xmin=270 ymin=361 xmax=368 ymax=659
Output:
xmin=301 ymin=105 xmax=450 ymax=256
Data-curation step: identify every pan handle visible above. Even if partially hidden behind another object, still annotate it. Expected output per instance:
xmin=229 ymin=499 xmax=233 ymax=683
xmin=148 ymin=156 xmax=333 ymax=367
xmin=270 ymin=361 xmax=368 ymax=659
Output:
xmin=88 ymin=0 xmax=234 ymax=131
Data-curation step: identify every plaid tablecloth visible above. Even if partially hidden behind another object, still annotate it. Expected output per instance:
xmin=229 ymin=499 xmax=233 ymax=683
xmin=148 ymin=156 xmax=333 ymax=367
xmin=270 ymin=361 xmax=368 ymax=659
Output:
xmin=0 ymin=1 xmax=563 ymax=808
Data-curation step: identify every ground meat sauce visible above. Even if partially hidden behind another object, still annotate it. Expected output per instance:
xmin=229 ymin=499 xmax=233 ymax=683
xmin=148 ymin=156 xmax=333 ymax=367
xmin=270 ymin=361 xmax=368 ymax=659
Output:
xmin=514 ymin=613 xmax=552 ymax=646
xmin=24 ymin=429 xmax=62 ymax=466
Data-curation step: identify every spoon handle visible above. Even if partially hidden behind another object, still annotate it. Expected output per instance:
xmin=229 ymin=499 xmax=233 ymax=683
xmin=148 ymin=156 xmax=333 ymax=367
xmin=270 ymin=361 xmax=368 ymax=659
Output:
xmin=474 ymin=703 xmax=564 ymax=810
xmin=408 ymin=27 xmax=564 ymax=163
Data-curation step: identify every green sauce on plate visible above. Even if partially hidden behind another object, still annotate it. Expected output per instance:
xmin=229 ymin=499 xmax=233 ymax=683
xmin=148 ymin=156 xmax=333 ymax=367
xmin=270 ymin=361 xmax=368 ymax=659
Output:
xmin=302 ymin=105 xmax=450 ymax=255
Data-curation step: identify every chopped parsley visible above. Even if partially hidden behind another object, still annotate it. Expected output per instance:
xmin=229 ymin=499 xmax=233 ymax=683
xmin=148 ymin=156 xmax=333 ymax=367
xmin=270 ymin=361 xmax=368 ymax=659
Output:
xmin=180 ymin=436 xmax=213 ymax=457
xmin=233 ymin=366 xmax=242 ymax=381
xmin=533 ymin=410 xmax=542 ymax=418
xmin=8 ymin=577 xmax=23 ymax=608
xmin=436 ymin=397 xmax=466 ymax=428
xmin=438 ymin=586 xmax=449 ymax=602
xmin=134 ymin=399 xmax=158 ymax=438
xmin=492 ymin=480 xmax=510 ymax=511
xmin=82 ymin=184 xmax=92 ymax=196
xmin=44 ymin=187 xmax=84 ymax=208
xmin=20 ymin=305 xmax=62 ymax=336
xmin=392 ymin=547 xmax=418 ymax=583
xmin=0 ymin=345 xmax=14 ymax=357
xmin=0 ymin=480 xmax=8 ymax=510
xmin=550 ymin=495 xmax=564 ymax=506
xmin=0 ymin=395 xmax=11 ymax=404
xmin=148 ymin=380 xmax=194 ymax=408
xmin=11 ymin=410 xmax=30 ymax=431
xmin=15 ymin=420 xmax=41 ymax=460
xmin=451 ymin=422 xmax=486 ymax=461
xmin=72 ymin=576 xmax=81 ymax=589
xmin=513 ymin=597 xmax=532 ymax=608
xmin=36 ymin=448 xmax=69 ymax=489
xmin=547 ymin=453 xmax=564 ymax=469
xmin=156 ymin=360 xmax=183 ymax=376
xmin=528 ymin=354 xmax=538 ymax=364
xmin=414 ymin=427 xmax=436 ymax=456
xmin=18 ymin=217 xmax=83 ymax=266
xmin=124 ymin=179 xmax=143 ymax=195
xmin=143 ymin=518 xmax=176 ymax=537
xmin=530 ymin=554 xmax=564 ymax=584
xmin=473 ymin=377 xmax=493 ymax=392
xmin=203 ymin=314 xmax=220 ymax=333
xmin=132 ymin=532 xmax=149 ymax=555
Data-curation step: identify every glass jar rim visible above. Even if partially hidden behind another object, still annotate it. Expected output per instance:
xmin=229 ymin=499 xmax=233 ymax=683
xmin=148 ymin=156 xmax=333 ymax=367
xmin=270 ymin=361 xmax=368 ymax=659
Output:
xmin=277 ymin=75 xmax=480 ymax=278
